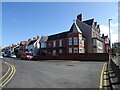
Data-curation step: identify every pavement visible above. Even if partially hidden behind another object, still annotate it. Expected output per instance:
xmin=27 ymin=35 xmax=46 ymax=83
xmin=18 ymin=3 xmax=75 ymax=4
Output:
xmin=107 ymin=57 xmax=120 ymax=90
xmin=2 ymin=58 xmax=105 ymax=88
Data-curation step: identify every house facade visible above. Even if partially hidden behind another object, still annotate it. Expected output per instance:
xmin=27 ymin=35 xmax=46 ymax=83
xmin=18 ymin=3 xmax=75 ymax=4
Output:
xmin=19 ymin=41 xmax=28 ymax=55
xmin=26 ymin=36 xmax=40 ymax=56
xmin=38 ymin=19 xmax=85 ymax=56
xmin=101 ymin=34 xmax=110 ymax=53
xmin=38 ymin=14 xmax=107 ymax=55
xmin=112 ymin=42 xmax=120 ymax=53
xmin=76 ymin=14 xmax=104 ymax=53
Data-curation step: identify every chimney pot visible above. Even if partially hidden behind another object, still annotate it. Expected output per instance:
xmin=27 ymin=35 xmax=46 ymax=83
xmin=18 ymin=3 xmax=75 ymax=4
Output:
xmin=37 ymin=36 xmax=40 ymax=39
xmin=28 ymin=38 xmax=31 ymax=41
xmin=33 ymin=37 xmax=36 ymax=40
xmin=77 ymin=14 xmax=82 ymax=21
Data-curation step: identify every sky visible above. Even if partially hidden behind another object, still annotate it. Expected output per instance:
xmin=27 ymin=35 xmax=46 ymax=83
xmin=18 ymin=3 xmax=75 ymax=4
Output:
xmin=2 ymin=2 xmax=118 ymax=47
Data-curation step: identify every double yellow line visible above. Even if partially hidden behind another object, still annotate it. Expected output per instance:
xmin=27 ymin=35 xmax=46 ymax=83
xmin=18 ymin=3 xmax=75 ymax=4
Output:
xmin=99 ymin=63 xmax=107 ymax=90
xmin=0 ymin=61 xmax=16 ymax=87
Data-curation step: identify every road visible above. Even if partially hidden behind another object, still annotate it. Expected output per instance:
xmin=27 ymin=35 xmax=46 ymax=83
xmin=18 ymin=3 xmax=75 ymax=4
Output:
xmin=3 ymin=58 xmax=105 ymax=88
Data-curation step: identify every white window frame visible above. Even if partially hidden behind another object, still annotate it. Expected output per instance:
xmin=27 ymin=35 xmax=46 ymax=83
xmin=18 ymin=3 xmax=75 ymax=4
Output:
xmin=74 ymin=48 xmax=78 ymax=53
xmin=59 ymin=39 xmax=62 ymax=47
xmin=41 ymin=42 xmax=46 ymax=48
xmin=79 ymin=40 xmax=82 ymax=45
xmin=53 ymin=50 xmax=56 ymax=56
xmin=69 ymin=48 xmax=72 ymax=53
xmin=53 ymin=41 xmax=56 ymax=47
xmin=69 ymin=38 xmax=72 ymax=45
xmin=74 ymin=37 xmax=78 ymax=45
xmin=59 ymin=49 xmax=62 ymax=53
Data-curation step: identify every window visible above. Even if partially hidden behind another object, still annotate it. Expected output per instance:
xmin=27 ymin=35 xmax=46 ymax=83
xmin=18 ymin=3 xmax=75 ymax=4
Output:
xmin=59 ymin=49 xmax=62 ymax=53
xmin=41 ymin=42 xmax=46 ymax=48
xmin=74 ymin=48 xmax=78 ymax=53
xmin=82 ymin=40 xmax=84 ymax=46
xmin=79 ymin=40 xmax=82 ymax=45
xmin=69 ymin=48 xmax=72 ymax=53
xmin=53 ymin=50 xmax=56 ymax=56
xmin=69 ymin=38 xmax=72 ymax=45
xmin=74 ymin=37 xmax=78 ymax=45
xmin=93 ymin=39 xmax=96 ymax=46
xmin=49 ymin=43 xmax=51 ymax=46
xmin=79 ymin=48 xmax=84 ymax=53
xmin=59 ymin=40 xmax=62 ymax=47
xmin=53 ymin=41 xmax=56 ymax=47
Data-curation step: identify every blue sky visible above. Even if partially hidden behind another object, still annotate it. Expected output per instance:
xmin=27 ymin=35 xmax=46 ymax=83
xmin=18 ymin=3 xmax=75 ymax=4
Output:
xmin=2 ymin=2 xmax=118 ymax=47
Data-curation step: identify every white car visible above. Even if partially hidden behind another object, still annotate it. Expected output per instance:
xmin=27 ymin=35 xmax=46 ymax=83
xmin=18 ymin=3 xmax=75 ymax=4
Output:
xmin=10 ymin=54 xmax=16 ymax=58
xmin=0 ymin=53 xmax=3 ymax=58
xmin=0 ymin=55 xmax=3 ymax=58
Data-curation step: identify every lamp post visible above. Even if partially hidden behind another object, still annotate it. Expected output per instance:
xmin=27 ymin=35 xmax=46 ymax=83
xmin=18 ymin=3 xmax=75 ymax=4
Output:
xmin=109 ymin=19 xmax=112 ymax=56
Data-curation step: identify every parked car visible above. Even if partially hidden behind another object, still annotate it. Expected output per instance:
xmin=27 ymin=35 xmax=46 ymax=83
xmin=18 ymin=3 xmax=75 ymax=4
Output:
xmin=0 ymin=52 xmax=3 ymax=59
xmin=10 ymin=54 xmax=16 ymax=58
xmin=20 ymin=53 xmax=33 ymax=60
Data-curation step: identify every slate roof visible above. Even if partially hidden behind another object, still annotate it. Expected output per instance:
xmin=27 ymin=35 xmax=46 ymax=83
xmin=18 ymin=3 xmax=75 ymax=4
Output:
xmin=47 ymin=20 xmax=84 ymax=41
xmin=48 ymin=31 xmax=69 ymax=41
xmin=83 ymin=19 xmax=94 ymax=26
xmin=28 ymin=39 xmax=37 ymax=45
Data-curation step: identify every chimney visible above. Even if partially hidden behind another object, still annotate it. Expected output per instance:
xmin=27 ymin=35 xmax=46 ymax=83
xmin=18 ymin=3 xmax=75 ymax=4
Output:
xmin=33 ymin=37 xmax=36 ymax=40
xmin=28 ymin=38 xmax=31 ymax=42
xmin=102 ymin=34 xmax=104 ymax=38
xmin=37 ymin=36 xmax=40 ymax=39
xmin=77 ymin=14 xmax=82 ymax=21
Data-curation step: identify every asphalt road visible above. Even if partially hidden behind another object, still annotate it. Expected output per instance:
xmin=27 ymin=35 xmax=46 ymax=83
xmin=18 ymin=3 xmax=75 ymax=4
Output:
xmin=3 ymin=58 xmax=105 ymax=88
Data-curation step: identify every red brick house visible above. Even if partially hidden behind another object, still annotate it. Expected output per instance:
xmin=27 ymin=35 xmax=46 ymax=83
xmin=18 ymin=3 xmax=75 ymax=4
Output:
xmin=101 ymin=34 xmax=110 ymax=53
xmin=38 ymin=16 xmax=85 ymax=56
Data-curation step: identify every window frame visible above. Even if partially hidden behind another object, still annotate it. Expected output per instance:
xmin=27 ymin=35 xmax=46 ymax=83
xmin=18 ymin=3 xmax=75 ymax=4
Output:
xmin=53 ymin=41 xmax=56 ymax=47
xmin=74 ymin=37 xmax=78 ymax=45
xmin=69 ymin=48 xmax=72 ymax=53
xmin=74 ymin=47 xmax=78 ymax=53
xmin=59 ymin=39 xmax=62 ymax=47
xmin=69 ymin=38 xmax=72 ymax=45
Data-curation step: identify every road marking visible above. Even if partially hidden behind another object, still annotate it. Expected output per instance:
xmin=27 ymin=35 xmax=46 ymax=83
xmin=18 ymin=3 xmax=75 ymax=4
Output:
xmin=104 ymin=64 xmax=107 ymax=90
xmin=0 ymin=62 xmax=10 ymax=80
xmin=0 ymin=61 xmax=16 ymax=87
xmin=99 ymin=63 xmax=106 ymax=89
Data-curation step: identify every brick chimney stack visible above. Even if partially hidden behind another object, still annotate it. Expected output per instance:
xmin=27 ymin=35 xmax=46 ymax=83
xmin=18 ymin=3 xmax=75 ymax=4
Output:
xmin=77 ymin=14 xmax=82 ymax=21
xmin=33 ymin=37 xmax=36 ymax=40
xmin=37 ymin=36 xmax=40 ymax=39
xmin=28 ymin=38 xmax=31 ymax=42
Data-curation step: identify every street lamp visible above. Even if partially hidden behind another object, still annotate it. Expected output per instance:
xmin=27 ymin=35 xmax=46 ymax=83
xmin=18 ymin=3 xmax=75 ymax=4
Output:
xmin=109 ymin=19 xmax=112 ymax=56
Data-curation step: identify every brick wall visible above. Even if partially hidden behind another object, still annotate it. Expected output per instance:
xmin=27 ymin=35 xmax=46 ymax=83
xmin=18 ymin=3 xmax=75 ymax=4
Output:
xmin=33 ymin=53 xmax=109 ymax=61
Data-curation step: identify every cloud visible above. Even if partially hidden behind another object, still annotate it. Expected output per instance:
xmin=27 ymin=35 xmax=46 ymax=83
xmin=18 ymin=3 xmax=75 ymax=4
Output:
xmin=100 ymin=25 xmax=109 ymax=35
xmin=100 ymin=24 xmax=118 ymax=43
xmin=111 ymin=23 xmax=118 ymax=34
xmin=111 ymin=23 xmax=118 ymax=28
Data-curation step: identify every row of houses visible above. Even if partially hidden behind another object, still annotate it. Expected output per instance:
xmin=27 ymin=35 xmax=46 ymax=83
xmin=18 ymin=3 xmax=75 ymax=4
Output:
xmin=112 ymin=42 xmax=120 ymax=54
xmin=2 ymin=14 xmax=110 ymax=57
